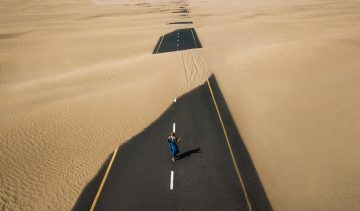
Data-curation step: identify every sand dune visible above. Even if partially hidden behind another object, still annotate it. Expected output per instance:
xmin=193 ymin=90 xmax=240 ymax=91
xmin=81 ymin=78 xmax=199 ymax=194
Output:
xmin=193 ymin=0 xmax=360 ymax=210
xmin=1 ymin=0 xmax=360 ymax=210
xmin=0 ymin=1 xmax=209 ymax=210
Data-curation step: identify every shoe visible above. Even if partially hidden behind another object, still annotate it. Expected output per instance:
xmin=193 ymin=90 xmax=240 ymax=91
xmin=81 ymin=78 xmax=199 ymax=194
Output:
xmin=172 ymin=157 xmax=175 ymax=162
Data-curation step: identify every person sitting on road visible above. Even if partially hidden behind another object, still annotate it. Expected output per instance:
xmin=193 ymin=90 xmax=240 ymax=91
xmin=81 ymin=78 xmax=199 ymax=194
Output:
xmin=166 ymin=132 xmax=181 ymax=162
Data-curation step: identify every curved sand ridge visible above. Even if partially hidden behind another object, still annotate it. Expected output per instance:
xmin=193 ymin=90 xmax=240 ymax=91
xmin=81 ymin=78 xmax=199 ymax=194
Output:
xmin=194 ymin=0 xmax=360 ymax=210
xmin=0 ymin=0 xmax=208 ymax=210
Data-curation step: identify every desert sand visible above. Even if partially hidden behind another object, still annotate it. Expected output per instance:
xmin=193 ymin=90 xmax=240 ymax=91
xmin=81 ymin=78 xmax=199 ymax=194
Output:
xmin=1 ymin=0 xmax=360 ymax=210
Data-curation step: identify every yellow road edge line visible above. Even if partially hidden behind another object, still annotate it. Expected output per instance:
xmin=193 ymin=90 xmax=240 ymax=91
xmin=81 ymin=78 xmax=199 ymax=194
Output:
xmin=156 ymin=35 xmax=165 ymax=54
xmin=190 ymin=28 xmax=198 ymax=48
xmin=206 ymin=79 xmax=253 ymax=211
xmin=90 ymin=146 xmax=120 ymax=211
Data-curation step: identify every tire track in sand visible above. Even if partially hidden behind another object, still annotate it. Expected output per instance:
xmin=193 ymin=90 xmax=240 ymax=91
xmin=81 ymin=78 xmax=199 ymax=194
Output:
xmin=181 ymin=49 xmax=209 ymax=91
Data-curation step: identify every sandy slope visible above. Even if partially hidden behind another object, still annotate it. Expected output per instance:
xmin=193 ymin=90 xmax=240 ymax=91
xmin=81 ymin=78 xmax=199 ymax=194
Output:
xmin=0 ymin=1 xmax=208 ymax=210
xmin=1 ymin=0 xmax=360 ymax=210
xmin=192 ymin=0 xmax=360 ymax=210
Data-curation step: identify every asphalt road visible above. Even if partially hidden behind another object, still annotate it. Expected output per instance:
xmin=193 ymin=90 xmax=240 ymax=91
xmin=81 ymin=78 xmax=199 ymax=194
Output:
xmin=89 ymin=76 xmax=272 ymax=211
xmin=77 ymin=5 xmax=272 ymax=210
xmin=168 ymin=21 xmax=193 ymax=25
xmin=153 ymin=28 xmax=202 ymax=54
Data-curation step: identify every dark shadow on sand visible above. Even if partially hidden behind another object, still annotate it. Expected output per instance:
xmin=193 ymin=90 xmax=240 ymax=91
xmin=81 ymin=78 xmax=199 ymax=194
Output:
xmin=0 ymin=31 xmax=32 ymax=40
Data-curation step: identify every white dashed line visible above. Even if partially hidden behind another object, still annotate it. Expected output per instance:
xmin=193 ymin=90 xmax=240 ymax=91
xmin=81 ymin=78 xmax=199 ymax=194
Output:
xmin=170 ymin=171 xmax=174 ymax=190
xmin=173 ymin=123 xmax=176 ymax=132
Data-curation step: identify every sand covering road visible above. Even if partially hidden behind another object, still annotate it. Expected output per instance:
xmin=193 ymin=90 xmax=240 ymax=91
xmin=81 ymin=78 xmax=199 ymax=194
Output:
xmin=1 ymin=0 xmax=360 ymax=210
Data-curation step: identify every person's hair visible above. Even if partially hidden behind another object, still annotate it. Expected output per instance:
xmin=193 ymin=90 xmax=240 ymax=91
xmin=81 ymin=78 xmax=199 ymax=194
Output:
xmin=171 ymin=132 xmax=175 ymax=136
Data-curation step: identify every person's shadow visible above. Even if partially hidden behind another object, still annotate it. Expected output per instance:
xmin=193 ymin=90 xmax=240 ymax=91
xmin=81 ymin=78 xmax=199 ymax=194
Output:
xmin=176 ymin=148 xmax=201 ymax=160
